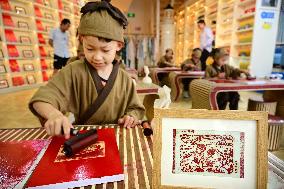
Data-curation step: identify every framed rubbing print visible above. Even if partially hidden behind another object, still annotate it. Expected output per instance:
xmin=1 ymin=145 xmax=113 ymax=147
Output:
xmin=0 ymin=65 xmax=6 ymax=73
xmin=153 ymin=109 xmax=268 ymax=189
xmin=26 ymin=75 xmax=36 ymax=84
xmin=23 ymin=64 xmax=34 ymax=71
xmin=19 ymin=36 xmax=31 ymax=44
xmin=0 ymin=79 xmax=9 ymax=89
xmin=22 ymin=50 xmax=34 ymax=58
xmin=15 ymin=6 xmax=26 ymax=15
xmin=44 ymin=13 xmax=53 ymax=20
xmin=18 ymin=21 xmax=29 ymax=29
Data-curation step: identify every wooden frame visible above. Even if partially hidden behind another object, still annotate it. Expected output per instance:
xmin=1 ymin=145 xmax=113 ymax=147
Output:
xmin=153 ymin=108 xmax=268 ymax=189
xmin=26 ymin=74 xmax=36 ymax=84
xmin=15 ymin=6 xmax=26 ymax=15
xmin=22 ymin=50 xmax=34 ymax=58
xmin=0 ymin=65 xmax=6 ymax=73
xmin=44 ymin=13 xmax=53 ymax=20
xmin=23 ymin=64 xmax=34 ymax=71
xmin=19 ymin=36 xmax=31 ymax=44
xmin=0 ymin=79 xmax=9 ymax=89
xmin=18 ymin=21 xmax=29 ymax=29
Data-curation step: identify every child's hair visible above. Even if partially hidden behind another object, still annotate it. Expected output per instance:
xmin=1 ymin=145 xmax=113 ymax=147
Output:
xmin=197 ymin=19 xmax=205 ymax=24
xmin=61 ymin=18 xmax=71 ymax=25
xmin=213 ymin=48 xmax=229 ymax=61
xmin=192 ymin=48 xmax=201 ymax=52
xmin=165 ymin=48 xmax=173 ymax=53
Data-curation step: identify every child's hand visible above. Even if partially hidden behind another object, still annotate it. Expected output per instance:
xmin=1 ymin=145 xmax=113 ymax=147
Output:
xmin=44 ymin=113 xmax=73 ymax=139
xmin=118 ymin=115 xmax=138 ymax=129
xmin=218 ymin=72 xmax=226 ymax=79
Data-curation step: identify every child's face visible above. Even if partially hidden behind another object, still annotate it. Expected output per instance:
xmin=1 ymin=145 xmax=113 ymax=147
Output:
xmin=82 ymin=36 xmax=123 ymax=70
xmin=216 ymin=55 xmax=229 ymax=66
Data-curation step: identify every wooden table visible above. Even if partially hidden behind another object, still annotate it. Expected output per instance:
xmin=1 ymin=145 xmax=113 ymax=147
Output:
xmin=169 ymin=71 xmax=205 ymax=101
xmin=0 ymin=125 xmax=153 ymax=189
xmin=149 ymin=67 xmax=181 ymax=85
xmin=136 ymin=81 xmax=159 ymax=95
xmin=190 ymin=79 xmax=284 ymax=110
xmin=0 ymin=126 xmax=283 ymax=188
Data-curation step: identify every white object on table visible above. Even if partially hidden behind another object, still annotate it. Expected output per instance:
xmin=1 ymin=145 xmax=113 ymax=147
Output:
xmin=142 ymin=66 xmax=152 ymax=84
xmin=154 ymin=85 xmax=171 ymax=108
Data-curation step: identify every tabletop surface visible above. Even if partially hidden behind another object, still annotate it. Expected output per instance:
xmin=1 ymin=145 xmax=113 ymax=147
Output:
xmin=0 ymin=125 xmax=153 ymax=189
xmin=136 ymin=81 xmax=160 ymax=94
xmin=0 ymin=126 xmax=283 ymax=189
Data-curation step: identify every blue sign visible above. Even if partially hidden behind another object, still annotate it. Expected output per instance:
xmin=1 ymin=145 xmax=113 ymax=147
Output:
xmin=261 ymin=11 xmax=275 ymax=19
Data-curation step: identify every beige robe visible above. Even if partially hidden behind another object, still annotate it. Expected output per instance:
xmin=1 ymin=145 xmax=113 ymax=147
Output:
xmin=180 ymin=58 xmax=202 ymax=71
xmin=205 ymin=63 xmax=241 ymax=79
xmin=29 ymin=60 xmax=145 ymax=125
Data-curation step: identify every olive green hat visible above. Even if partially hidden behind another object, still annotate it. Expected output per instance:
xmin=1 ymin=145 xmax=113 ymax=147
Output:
xmin=213 ymin=48 xmax=229 ymax=60
xmin=78 ymin=1 xmax=128 ymax=43
xmin=192 ymin=48 xmax=202 ymax=58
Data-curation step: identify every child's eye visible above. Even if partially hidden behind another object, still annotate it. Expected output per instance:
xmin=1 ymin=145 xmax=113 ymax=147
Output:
xmin=103 ymin=50 xmax=110 ymax=53
xmin=87 ymin=48 xmax=93 ymax=51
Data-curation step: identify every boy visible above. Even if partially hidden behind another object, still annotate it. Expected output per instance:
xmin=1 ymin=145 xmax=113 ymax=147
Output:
xmin=157 ymin=48 xmax=175 ymax=68
xmin=180 ymin=48 xmax=202 ymax=98
xmin=205 ymin=48 xmax=249 ymax=110
xmin=29 ymin=0 xmax=145 ymax=139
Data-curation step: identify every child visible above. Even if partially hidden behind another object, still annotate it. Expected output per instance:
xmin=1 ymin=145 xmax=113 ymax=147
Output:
xmin=180 ymin=48 xmax=202 ymax=98
xmin=29 ymin=0 xmax=145 ymax=139
xmin=205 ymin=48 xmax=249 ymax=110
xmin=157 ymin=48 xmax=175 ymax=68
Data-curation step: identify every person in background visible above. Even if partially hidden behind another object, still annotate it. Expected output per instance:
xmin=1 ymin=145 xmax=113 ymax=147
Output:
xmin=157 ymin=48 xmax=175 ymax=68
xmin=198 ymin=19 xmax=214 ymax=71
xmin=49 ymin=19 xmax=71 ymax=76
xmin=205 ymin=48 xmax=250 ymax=110
xmin=156 ymin=48 xmax=175 ymax=86
xmin=66 ymin=43 xmax=85 ymax=64
xmin=180 ymin=48 xmax=202 ymax=98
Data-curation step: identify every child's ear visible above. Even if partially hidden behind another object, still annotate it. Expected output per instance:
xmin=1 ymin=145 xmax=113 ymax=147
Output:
xmin=116 ymin=42 xmax=124 ymax=51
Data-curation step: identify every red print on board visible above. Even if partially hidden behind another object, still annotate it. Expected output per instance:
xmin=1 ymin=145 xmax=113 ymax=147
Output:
xmin=172 ymin=129 xmax=245 ymax=178
xmin=54 ymin=141 xmax=105 ymax=162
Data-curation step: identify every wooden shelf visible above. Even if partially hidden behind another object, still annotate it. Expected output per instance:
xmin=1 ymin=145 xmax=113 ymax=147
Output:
xmin=36 ymin=17 xmax=56 ymax=24
xmin=236 ymin=28 xmax=253 ymax=33
xmin=6 ymin=42 xmax=33 ymax=46
xmin=238 ymin=0 xmax=255 ymax=7
xmin=2 ymin=10 xmax=33 ymax=19
xmin=235 ymin=42 xmax=252 ymax=46
xmin=8 ymin=57 xmax=36 ymax=60
xmin=237 ymin=12 xmax=255 ymax=21
xmin=3 ymin=26 xmax=33 ymax=33
xmin=0 ymin=83 xmax=45 ymax=94
xmin=33 ymin=3 xmax=55 ymax=12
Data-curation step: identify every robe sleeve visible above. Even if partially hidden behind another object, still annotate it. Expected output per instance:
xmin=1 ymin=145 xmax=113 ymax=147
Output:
xmin=29 ymin=64 xmax=74 ymax=119
xmin=205 ymin=65 xmax=214 ymax=78
xmin=124 ymin=79 xmax=145 ymax=120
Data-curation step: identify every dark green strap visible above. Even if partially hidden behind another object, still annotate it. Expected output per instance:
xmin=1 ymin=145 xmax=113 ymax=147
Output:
xmin=76 ymin=60 xmax=119 ymax=125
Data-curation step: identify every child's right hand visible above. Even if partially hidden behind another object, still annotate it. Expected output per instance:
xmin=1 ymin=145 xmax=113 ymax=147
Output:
xmin=44 ymin=113 xmax=73 ymax=139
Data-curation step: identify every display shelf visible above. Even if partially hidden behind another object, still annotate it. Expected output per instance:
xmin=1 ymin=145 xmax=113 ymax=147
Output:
xmin=238 ymin=0 xmax=255 ymax=7
xmin=0 ymin=0 xmax=81 ymax=93
xmin=237 ymin=12 xmax=255 ymax=21
xmin=236 ymin=27 xmax=253 ymax=33
xmin=2 ymin=10 xmax=33 ymax=19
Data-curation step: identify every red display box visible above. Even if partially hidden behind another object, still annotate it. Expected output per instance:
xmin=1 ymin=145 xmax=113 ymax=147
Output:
xmin=42 ymin=71 xmax=49 ymax=81
xmin=39 ymin=46 xmax=47 ymax=57
xmin=5 ymin=30 xmax=17 ymax=43
xmin=37 ymin=33 xmax=46 ymax=44
xmin=40 ymin=59 xmax=48 ymax=70
xmin=2 ymin=14 xmax=14 ymax=27
xmin=9 ymin=60 xmax=20 ymax=72
xmin=36 ymin=20 xmax=44 ymax=31
xmin=34 ymin=6 xmax=43 ymax=17
xmin=12 ymin=76 xmax=25 ymax=86
xmin=7 ymin=45 xmax=19 ymax=57
xmin=0 ymin=0 xmax=11 ymax=11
